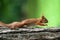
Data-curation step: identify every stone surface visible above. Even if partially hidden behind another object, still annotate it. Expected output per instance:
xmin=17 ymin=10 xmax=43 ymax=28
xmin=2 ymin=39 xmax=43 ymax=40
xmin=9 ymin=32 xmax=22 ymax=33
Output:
xmin=0 ymin=27 xmax=60 ymax=40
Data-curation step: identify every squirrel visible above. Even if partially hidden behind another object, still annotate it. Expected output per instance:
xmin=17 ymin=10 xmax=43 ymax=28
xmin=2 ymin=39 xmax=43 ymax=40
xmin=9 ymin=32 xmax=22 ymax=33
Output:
xmin=0 ymin=16 xmax=48 ymax=29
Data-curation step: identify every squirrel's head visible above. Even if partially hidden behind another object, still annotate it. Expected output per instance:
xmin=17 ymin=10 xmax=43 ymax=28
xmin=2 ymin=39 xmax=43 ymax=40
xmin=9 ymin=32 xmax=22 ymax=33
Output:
xmin=40 ymin=16 xmax=48 ymax=23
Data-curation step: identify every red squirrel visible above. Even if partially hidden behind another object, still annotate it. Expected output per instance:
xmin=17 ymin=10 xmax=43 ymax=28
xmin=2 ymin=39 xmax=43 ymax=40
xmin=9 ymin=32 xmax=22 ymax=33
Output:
xmin=8 ymin=16 xmax=48 ymax=29
xmin=0 ymin=16 xmax=48 ymax=29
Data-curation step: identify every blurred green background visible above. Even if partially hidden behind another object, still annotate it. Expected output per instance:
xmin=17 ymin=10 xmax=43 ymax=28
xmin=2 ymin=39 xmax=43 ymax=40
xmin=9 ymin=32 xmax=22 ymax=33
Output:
xmin=0 ymin=0 xmax=60 ymax=28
